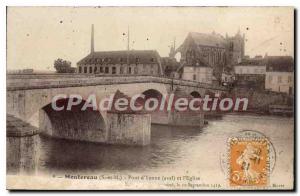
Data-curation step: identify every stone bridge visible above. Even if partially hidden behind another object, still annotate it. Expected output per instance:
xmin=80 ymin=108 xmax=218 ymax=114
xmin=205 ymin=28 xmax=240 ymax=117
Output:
xmin=7 ymin=74 xmax=228 ymax=146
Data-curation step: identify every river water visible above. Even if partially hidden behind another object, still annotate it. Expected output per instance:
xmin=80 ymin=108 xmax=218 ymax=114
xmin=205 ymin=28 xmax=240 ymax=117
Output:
xmin=36 ymin=114 xmax=294 ymax=189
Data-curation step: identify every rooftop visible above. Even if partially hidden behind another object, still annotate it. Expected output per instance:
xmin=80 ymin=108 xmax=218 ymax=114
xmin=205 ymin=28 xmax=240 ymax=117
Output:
xmin=236 ymin=58 xmax=265 ymax=66
xmin=188 ymin=32 xmax=226 ymax=48
xmin=77 ymin=50 xmax=161 ymax=65
xmin=265 ymin=56 xmax=294 ymax=72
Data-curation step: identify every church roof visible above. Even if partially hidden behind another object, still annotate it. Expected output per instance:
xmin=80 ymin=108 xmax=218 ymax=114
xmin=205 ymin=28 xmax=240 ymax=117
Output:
xmin=77 ymin=50 xmax=161 ymax=65
xmin=188 ymin=32 xmax=226 ymax=48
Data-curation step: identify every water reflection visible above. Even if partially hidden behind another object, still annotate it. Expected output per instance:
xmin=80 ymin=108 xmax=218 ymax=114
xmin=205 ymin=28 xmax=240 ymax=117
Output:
xmin=38 ymin=124 xmax=202 ymax=174
xmin=37 ymin=114 xmax=294 ymax=178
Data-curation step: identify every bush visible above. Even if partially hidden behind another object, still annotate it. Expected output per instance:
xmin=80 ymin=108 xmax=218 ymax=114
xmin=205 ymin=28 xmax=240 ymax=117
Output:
xmin=54 ymin=58 xmax=75 ymax=73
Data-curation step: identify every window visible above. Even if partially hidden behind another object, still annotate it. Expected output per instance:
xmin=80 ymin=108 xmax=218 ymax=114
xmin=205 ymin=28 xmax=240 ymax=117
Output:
xmin=79 ymin=66 xmax=82 ymax=73
xmin=193 ymin=74 xmax=196 ymax=80
xmin=105 ymin=67 xmax=109 ymax=73
xmin=112 ymin=67 xmax=116 ymax=74
xmin=135 ymin=58 xmax=140 ymax=64
xmin=128 ymin=67 xmax=132 ymax=74
xmin=150 ymin=58 xmax=154 ymax=62
xmin=240 ymin=68 xmax=243 ymax=74
xmin=278 ymin=76 xmax=282 ymax=83
xmin=229 ymin=42 xmax=234 ymax=51
xmin=120 ymin=66 xmax=124 ymax=74
xmin=84 ymin=67 xmax=87 ymax=73
xmin=89 ymin=67 xmax=93 ymax=73
xmin=100 ymin=67 xmax=103 ymax=73
xmin=260 ymin=69 xmax=264 ymax=74
xmin=269 ymin=76 xmax=272 ymax=82
xmin=134 ymin=67 xmax=138 ymax=74
xmin=94 ymin=67 xmax=97 ymax=73
xmin=120 ymin=58 xmax=123 ymax=63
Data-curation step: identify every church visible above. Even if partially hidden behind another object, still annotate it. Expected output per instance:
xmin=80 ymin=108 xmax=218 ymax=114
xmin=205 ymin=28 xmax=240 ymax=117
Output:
xmin=171 ymin=30 xmax=245 ymax=82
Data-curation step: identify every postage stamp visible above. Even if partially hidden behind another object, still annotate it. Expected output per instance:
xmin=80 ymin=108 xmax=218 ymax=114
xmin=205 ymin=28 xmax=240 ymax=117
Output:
xmin=220 ymin=130 xmax=276 ymax=189
xmin=228 ymin=137 xmax=269 ymax=187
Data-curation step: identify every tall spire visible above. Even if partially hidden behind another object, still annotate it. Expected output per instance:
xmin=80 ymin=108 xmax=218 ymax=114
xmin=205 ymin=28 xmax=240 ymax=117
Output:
xmin=169 ymin=38 xmax=176 ymax=58
xmin=91 ymin=24 xmax=94 ymax=53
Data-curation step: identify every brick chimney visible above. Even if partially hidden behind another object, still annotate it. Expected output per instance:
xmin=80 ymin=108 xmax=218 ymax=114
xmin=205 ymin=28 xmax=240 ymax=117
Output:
xmin=91 ymin=24 xmax=94 ymax=53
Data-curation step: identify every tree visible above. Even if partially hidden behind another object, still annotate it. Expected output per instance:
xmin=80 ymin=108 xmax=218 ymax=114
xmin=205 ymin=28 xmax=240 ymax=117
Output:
xmin=54 ymin=58 xmax=75 ymax=73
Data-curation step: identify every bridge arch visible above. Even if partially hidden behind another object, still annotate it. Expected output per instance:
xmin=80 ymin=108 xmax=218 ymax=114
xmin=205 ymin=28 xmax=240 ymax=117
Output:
xmin=39 ymin=98 xmax=107 ymax=143
xmin=140 ymin=89 xmax=168 ymax=124
xmin=141 ymin=89 xmax=163 ymax=100
xmin=190 ymin=91 xmax=201 ymax=98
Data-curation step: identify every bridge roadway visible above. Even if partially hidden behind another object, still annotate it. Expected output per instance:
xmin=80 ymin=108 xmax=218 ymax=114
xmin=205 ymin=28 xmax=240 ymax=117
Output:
xmin=7 ymin=73 xmax=227 ymax=92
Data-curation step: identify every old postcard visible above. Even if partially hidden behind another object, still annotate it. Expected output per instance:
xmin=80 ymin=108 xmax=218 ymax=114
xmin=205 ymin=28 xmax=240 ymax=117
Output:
xmin=6 ymin=6 xmax=294 ymax=190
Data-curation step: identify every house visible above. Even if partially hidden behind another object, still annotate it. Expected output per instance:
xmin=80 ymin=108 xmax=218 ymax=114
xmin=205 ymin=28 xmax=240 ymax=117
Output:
xmin=234 ymin=56 xmax=266 ymax=89
xmin=77 ymin=50 xmax=163 ymax=76
xmin=77 ymin=25 xmax=163 ymax=76
xmin=265 ymin=56 xmax=294 ymax=95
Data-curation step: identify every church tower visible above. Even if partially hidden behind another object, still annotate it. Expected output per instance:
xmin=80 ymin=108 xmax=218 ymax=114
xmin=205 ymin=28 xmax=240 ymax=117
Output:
xmin=169 ymin=38 xmax=176 ymax=58
xmin=225 ymin=29 xmax=245 ymax=67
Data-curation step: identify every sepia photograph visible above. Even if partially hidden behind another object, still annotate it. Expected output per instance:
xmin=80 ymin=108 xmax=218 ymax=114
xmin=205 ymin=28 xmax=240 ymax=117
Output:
xmin=6 ymin=6 xmax=294 ymax=190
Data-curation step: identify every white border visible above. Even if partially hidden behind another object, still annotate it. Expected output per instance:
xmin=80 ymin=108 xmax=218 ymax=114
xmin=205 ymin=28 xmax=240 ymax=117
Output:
xmin=1 ymin=0 xmax=298 ymax=195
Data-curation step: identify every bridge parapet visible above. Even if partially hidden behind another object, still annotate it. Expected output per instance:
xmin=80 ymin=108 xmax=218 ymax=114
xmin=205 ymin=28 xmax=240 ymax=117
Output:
xmin=7 ymin=74 xmax=228 ymax=92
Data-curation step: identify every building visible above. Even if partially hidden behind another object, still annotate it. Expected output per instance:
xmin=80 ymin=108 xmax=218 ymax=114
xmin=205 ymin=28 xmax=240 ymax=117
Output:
xmin=221 ymin=72 xmax=235 ymax=87
xmin=181 ymin=65 xmax=213 ymax=84
xmin=77 ymin=25 xmax=163 ymax=76
xmin=173 ymin=30 xmax=245 ymax=81
xmin=77 ymin=50 xmax=163 ymax=75
xmin=234 ymin=56 xmax=266 ymax=89
xmin=265 ymin=56 xmax=294 ymax=95
xmin=160 ymin=56 xmax=180 ymax=78
xmin=224 ymin=30 xmax=245 ymax=66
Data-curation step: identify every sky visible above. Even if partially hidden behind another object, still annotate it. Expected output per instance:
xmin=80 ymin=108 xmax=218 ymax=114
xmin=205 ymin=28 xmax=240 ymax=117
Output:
xmin=7 ymin=7 xmax=294 ymax=71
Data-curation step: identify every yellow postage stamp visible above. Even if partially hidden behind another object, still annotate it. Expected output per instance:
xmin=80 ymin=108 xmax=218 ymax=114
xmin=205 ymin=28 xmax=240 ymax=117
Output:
xmin=229 ymin=137 xmax=269 ymax=187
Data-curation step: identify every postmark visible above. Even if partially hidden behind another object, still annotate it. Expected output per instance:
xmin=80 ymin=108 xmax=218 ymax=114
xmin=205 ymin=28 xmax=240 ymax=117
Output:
xmin=220 ymin=130 xmax=276 ymax=189
xmin=229 ymin=137 xmax=269 ymax=186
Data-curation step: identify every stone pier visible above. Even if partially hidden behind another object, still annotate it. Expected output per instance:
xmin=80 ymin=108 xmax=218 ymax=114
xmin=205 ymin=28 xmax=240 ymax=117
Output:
xmin=106 ymin=112 xmax=151 ymax=146
xmin=38 ymin=90 xmax=152 ymax=146
xmin=150 ymin=110 xmax=204 ymax=128
xmin=106 ymin=90 xmax=151 ymax=146
xmin=6 ymin=115 xmax=39 ymax=175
